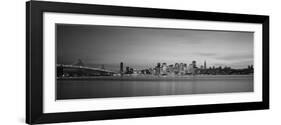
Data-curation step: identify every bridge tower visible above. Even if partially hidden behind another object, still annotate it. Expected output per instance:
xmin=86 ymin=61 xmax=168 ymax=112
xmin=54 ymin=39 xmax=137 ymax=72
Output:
xmin=73 ymin=59 xmax=85 ymax=66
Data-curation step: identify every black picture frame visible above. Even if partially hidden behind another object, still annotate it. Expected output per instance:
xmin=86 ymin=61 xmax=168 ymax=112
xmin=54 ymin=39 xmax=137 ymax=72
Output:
xmin=26 ymin=1 xmax=269 ymax=124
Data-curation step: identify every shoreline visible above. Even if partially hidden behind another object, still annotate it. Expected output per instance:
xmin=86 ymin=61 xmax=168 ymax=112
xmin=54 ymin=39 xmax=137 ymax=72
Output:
xmin=58 ymin=75 xmax=253 ymax=81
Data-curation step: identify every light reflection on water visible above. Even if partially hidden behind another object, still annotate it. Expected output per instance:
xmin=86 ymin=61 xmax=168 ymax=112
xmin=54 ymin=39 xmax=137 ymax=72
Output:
xmin=56 ymin=75 xmax=253 ymax=100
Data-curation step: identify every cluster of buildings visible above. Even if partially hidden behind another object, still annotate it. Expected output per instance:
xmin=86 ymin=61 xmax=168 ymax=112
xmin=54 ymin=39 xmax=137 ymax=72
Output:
xmin=120 ymin=60 xmax=201 ymax=76
xmin=119 ymin=61 xmax=254 ymax=76
xmin=56 ymin=59 xmax=254 ymax=77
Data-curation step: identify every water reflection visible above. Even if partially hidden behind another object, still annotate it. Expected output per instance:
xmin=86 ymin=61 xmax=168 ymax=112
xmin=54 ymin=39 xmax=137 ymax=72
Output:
xmin=56 ymin=76 xmax=253 ymax=100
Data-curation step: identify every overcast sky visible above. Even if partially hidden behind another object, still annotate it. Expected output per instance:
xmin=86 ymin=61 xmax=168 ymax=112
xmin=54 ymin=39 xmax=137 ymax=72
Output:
xmin=56 ymin=24 xmax=253 ymax=71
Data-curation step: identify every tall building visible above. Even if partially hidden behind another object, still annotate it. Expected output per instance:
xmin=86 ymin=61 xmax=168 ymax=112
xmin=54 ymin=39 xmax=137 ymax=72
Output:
xmin=192 ymin=60 xmax=196 ymax=68
xmin=156 ymin=62 xmax=161 ymax=75
xmin=179 ymin=63 xmax=184 ymax=71
xmin=183 ymin=64 xmax=188 ymax=74
xmin=168 ymin=64 xmax=174 ymax=73
xmin=204 ymin=60 xmax=207 ymax=69
xmin=179 ymin=63 xmax=185 ymax=75
xmin=188 ymin=64 xmax=193 ymax=73
xmin=162 ymin=63 xmax=167 ymax=75
xmin=120 ymin=62 xmax=124 ymax=75
xmin=190 ymin=61 xmax=197 ymax=75
xmin=126 ymin=66 xmax=130 ymax=74
xmin=157 ymin=63 xmax=161 ymax=68
xmin=174 ymin=63 xmax=180 ymax=74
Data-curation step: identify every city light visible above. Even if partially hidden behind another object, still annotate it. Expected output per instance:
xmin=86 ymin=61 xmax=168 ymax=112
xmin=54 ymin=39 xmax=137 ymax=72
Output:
xmin=120 ymin=61 xmax=254 ymax=76
xmin=56 ymin=60 xmax=254 ymax=77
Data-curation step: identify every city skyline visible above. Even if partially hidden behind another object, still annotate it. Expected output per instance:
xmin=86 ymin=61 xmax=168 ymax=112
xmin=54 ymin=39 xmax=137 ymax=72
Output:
xmin=70 ymin=59 xmax=248 ymax=71
xmin=57 ymin=59 xmax=254 ymax=78
xmin=56 ymin=24 xmax=254 ymax=71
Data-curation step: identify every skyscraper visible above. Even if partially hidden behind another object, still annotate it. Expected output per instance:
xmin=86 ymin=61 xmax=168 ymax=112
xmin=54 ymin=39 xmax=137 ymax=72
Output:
xmin=156 ymin=62 xmax=161 ymax=75
xmin=174 ymin=63 xmax=180 ymax=74
xmin=162 ymin=63 xmax=167 ymax=75
xmin=192 ymin=60 xmax=196 ymax=68
xmin=204 ymin=60 xmax=207 ymax=69
xmin=126 ymin=66 xmax=130 ymax=74
xmin=120 ymin=62 xmax=123 ymax=74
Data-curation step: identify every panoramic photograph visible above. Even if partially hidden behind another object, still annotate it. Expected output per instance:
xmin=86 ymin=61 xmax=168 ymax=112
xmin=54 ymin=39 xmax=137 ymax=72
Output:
xmin=56 ymin=24 xmax=254 ymax=100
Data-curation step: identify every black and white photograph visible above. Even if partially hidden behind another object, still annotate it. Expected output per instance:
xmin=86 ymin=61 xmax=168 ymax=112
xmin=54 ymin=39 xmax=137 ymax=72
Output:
xmin=56 ymin=24 xmax=254 ymax=100
xmin=25 ymin=1 xmax=270 ymax=124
